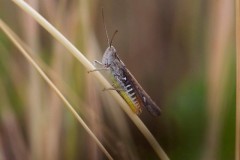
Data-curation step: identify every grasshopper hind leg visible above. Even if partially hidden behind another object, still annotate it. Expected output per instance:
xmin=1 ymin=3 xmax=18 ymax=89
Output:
xmin=145 ymin=103 xmax=161 ymax=116
xmin=142 ymin=96 xmax=161 ymax=116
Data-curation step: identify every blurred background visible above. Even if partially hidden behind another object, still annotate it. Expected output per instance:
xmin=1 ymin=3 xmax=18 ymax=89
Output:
xmin=0 ymin=0 xmax=235 ymax=160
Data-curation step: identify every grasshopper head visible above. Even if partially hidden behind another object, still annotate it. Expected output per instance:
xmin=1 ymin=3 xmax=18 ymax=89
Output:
xmin=102 ymin=46 xmax=117 ymax=67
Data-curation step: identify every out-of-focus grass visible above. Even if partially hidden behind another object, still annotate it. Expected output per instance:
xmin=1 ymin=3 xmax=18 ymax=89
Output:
xmin=237 ymin=0 xmax=240 ymax=159
xmin=0 ymin=0 xmax=235 ymax=160
xmin=166 ymin=77 xmax=206 ymax=160
xmin=0 ymin=18 xmax=113 ymax=160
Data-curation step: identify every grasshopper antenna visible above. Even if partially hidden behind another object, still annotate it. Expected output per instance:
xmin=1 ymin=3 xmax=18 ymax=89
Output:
xmin=102 ymin=8 xmax=118 ymax=47
xmin=102 ymin=8 xmax=110 ymax=47
xmin=110 ymin=30 xmax=118 ymax=47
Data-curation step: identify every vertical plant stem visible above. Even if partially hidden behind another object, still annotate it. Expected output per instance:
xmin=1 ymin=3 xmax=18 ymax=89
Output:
xmin=236 ymin=0 xmax=240 ymax=159
xmin=203 ymin=0 xmax=234 ymax=159
xmin=79 ymin=1 xmax=102 ymax=159
xmin=21 ymin=0 xmax=42 ymax=159
xmin=42 ymin=1 xmax=67 ymax=159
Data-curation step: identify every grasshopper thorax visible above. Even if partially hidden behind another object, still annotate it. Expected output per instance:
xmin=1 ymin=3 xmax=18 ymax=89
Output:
xmin=102 ymin=46 xmax=117 ymax=67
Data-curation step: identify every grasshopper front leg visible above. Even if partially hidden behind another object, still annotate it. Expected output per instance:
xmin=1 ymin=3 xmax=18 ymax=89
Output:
xmin=88 ymin=60 xmax=109 ymax=73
